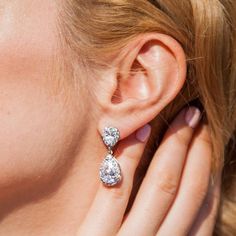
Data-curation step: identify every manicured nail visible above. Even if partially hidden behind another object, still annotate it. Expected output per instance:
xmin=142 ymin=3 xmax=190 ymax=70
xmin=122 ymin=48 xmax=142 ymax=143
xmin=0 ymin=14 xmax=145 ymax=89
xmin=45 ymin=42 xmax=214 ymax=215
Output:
xmin=185 ymin=107 xmax=201 ymax=128
xmin=136 ymin=124 xmax=151 ymax=142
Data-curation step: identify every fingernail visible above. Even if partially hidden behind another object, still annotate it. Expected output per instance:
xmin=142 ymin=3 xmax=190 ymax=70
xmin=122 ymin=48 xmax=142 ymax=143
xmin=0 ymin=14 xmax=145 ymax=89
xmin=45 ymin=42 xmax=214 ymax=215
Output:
xmin=185 ymin=107 xmax=201 ymax=128
xmin=136 ymin=124 xmax=151 ymax=142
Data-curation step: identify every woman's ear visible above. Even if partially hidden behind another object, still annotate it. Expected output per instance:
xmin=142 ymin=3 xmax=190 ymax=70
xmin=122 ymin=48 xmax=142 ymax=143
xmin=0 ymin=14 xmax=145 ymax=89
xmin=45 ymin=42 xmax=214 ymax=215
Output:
xmin=97 ymin=33 xmax=186 ymax=139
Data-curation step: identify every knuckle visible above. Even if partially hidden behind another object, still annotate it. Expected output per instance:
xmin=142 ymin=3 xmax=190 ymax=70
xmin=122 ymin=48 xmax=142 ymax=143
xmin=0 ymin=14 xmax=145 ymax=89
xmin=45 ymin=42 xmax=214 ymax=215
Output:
xmin=192 ymin=182 xmax=209 ymax=200
xmin=195 ymin=189 xmax=208 ymax=202
xmin=198 ymin=135 xmax=212 ymax=147
xmin=109 ymin=184 xmax=131 ymax=201
xmin=155 ymin=170 xmax=179 ymax=196
xmin=172 ymin=129 xmax=192 ymax=148
xmin=197 ymin=125 xmax=212 ymax=146
xmin=207 ymin=211 xmax=218 ymax=224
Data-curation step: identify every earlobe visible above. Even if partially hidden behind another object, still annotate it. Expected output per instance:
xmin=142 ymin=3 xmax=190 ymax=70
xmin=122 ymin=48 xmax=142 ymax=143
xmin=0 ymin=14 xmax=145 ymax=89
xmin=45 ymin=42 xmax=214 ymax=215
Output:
xmin=98 ymin=33 xmax=186 ymax=140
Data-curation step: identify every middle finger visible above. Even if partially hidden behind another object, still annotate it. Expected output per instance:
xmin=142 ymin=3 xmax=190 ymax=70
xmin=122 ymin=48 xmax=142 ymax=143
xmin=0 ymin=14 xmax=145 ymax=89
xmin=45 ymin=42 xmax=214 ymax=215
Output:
xmin=118 ymin=106 xmax=202 ymax=236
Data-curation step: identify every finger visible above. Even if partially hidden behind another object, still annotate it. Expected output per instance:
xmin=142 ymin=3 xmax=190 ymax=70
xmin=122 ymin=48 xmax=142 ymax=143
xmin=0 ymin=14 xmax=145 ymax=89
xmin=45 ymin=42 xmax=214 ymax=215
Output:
xmin=157 ymin=124 xmax=212 ymax=236
xmin=189 ymin=168 xmax=222 ymax=236
xmin=118 ymin=106 xmax=202 ymax=236
xmin=76 ymin=124 xmax=151 ymax=236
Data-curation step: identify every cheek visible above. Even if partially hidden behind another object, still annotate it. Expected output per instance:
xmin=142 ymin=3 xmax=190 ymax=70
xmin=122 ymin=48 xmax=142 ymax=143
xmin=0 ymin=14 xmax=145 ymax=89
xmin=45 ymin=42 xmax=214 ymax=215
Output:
xmin=0 ymin=0 xmax=58 ymax=80
xmin=0 ymin=81 xmax=81 ymax=188
xmin=0 ymin=1 xmax=85 ymax=188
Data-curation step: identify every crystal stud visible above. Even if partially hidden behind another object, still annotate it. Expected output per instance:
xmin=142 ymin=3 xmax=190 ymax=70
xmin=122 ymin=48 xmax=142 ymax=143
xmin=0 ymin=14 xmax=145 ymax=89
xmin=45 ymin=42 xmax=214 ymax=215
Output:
xmin=102 ymin=126 xmax=120 ymax=149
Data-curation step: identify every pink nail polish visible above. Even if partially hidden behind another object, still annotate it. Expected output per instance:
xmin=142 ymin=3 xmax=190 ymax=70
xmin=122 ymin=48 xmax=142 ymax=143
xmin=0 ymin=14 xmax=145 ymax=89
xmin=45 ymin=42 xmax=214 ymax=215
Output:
xmin=185 ymin=107 xmax=201 ymax=128
xmin=136 ymin=124 xmax=151 ymax=142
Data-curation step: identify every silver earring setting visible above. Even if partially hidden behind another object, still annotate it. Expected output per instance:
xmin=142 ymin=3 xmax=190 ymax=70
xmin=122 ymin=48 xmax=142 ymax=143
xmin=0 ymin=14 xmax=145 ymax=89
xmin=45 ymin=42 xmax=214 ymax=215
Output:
xmin=99 ymin=127 xmax=122 ymax=186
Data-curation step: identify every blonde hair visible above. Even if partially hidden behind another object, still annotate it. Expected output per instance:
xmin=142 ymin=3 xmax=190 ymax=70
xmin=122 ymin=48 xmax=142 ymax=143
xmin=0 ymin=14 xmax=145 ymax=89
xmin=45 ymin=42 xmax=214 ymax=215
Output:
xmin=59 ymin=0 xmax=236 ymax=234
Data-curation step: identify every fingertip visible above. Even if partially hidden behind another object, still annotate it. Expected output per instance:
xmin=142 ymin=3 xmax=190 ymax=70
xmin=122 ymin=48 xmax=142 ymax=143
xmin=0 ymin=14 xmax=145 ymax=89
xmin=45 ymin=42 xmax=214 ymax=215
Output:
xmin=135 ymin=124 xmax=152 ymax=143
xmin=185 ymin=106 xmax=202 ymax=128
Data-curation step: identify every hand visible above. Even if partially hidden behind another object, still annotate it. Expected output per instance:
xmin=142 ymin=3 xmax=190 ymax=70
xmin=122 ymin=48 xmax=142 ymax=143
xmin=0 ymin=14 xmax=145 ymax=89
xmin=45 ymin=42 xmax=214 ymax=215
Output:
xmin=76 ymin=106 xmax=221 ymax=236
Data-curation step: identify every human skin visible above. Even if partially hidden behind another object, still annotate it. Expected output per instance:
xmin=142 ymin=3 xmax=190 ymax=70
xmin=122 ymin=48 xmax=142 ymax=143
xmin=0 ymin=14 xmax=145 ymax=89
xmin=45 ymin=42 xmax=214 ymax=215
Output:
xmin=0 ymin=0 xmax=101 ymax=234
xmin=0 ymin=1 xmax=221 ymax=235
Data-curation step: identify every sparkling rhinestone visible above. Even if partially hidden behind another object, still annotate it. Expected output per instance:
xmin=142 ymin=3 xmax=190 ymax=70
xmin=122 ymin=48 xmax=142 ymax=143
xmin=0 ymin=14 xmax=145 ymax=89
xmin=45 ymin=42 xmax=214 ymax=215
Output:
xmin=102 ymin=126 xmax=120 ymax=148
xmin=99 ymin=154 xmax=122 ymax=186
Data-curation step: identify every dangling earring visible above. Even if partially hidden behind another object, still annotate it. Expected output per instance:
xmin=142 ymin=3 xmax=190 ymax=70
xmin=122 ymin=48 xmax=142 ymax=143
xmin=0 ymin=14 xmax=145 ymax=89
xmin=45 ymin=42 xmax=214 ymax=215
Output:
xmin=99 ymin=126 xmax=122 ymax=186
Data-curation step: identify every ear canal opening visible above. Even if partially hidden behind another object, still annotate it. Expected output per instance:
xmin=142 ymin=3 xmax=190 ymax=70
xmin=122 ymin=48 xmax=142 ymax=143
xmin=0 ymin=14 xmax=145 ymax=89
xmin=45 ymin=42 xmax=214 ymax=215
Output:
xmin=111 ymin=59 xmax=149 ymax=104
xmin=130 ymin=59 xmax=146 ymax=74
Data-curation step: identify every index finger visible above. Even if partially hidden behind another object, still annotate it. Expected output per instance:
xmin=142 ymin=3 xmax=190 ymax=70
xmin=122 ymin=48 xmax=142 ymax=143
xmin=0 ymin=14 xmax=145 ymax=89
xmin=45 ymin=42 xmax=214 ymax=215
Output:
xmin=76 ymin=124 xmax=151 ymax=236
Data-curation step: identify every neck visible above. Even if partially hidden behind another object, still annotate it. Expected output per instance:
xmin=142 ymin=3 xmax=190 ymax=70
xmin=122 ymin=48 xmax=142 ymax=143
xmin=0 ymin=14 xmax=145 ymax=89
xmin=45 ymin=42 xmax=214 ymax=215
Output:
xmin=0 ymin=127 xmax=105 ymax=236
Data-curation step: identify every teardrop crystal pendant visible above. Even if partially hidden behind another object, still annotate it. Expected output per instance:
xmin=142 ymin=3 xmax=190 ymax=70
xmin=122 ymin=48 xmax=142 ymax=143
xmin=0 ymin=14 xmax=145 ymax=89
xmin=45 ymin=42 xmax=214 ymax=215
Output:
xmin=100 ymin=126 xmax=122 ymax=186
xmin=99 ymin=154 xmax=122 ymax=186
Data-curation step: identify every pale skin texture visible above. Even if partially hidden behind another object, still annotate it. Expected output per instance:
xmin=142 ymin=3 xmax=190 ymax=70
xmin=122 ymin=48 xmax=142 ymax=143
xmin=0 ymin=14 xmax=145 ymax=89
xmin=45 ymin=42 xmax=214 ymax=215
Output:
xmin=0 ymin=1 xmax=221 ymax=235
